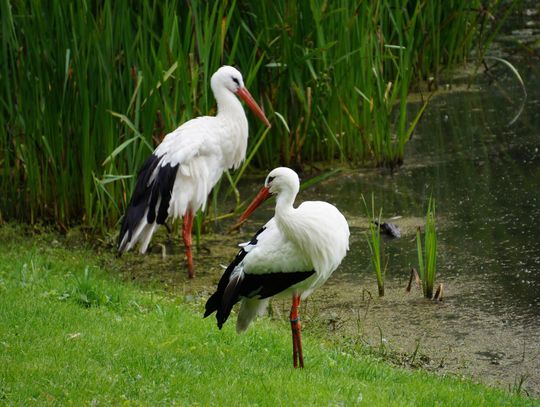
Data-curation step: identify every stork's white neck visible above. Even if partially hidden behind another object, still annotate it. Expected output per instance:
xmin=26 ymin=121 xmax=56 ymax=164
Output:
xmin=275 ymin=192 xmax=295 ymax=214
xmin=271 ymin=170 xmax=301 ymax=222
xmin=214 ymin=87 xmax=245 ymax=121
xmin=274 ymin=188 xmax=299 ymax=231
xmin=212 ymin=86 xmax=249 ymax=169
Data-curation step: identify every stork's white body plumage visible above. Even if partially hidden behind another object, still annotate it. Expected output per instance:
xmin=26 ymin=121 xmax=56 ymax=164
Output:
xmin=155 ymin=113 xmax=248 ymax=216
xmin=125 ymin=112 xmax=247 ymax=254
xmin=235 ymin=199 xmax=349 ymax=330
xmin=242 ymin=200 xmax=349 ymax=297
xmin=205 ymin=167 xmax=349 ymax=366
xmin=117 ymin=66 xmax=270 ymax=277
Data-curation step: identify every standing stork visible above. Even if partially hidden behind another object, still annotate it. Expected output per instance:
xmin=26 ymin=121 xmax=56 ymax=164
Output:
xmin=204 ymin=167 xmax=349 ymax=367
xmin=117 ymin=66 xmax=270 ymax=278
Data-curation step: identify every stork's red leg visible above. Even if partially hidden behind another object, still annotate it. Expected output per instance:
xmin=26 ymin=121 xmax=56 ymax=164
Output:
xmin=290 ymin=294 xmax=304 ymax=368
xmin=182 ymin=210 xmax=195 ymax=278
xmin=290 ymin=305 xmax=299 ymax=368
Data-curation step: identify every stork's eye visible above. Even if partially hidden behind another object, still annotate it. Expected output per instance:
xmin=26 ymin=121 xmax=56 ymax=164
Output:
xmin=267 ymin=176 xmax=275 ymax=184
xmin=232 ymin=77 xmax=240 ymax=85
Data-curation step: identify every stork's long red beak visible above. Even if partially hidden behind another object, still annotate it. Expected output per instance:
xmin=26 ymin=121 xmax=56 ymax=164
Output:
xmin=230 ymin=186 xmax=271 ymax=231
xmin=236 ymin=87 xmax=271 ymax=128
xmin=240 ymin=185 xmax=271 ymax=222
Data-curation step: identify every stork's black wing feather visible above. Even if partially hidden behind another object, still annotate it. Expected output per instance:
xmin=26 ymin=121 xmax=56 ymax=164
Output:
xmin=117 ymin=154 xmax=178 ymax=252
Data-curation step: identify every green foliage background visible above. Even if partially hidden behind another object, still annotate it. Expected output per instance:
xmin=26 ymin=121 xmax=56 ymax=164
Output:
xmin=0 ymin=0 xmax=504 ymax=227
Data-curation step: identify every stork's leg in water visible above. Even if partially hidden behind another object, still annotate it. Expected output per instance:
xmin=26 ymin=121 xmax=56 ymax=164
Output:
xmin=182 ymin=210 xmax=195 ymax=278
xmin=290 ymin=294 xmax=304 ymax=368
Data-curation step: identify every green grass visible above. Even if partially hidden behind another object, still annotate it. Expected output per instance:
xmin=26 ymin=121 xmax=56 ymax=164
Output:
xmin=0 ymin=226 xmax=536 ymax=405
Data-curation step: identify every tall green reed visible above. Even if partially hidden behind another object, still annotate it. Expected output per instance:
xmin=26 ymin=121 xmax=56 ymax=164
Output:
xmin=1 ymin=0 xmax=502 ymax=228
xmin=242 ymin=0 xmax=488 ymax=168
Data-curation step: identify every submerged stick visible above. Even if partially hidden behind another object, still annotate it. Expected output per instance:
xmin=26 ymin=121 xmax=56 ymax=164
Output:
xmin=434 ymin=283 xmax=444 ymax=301
xmin=406 ymin=268 xmax=421 ymax=292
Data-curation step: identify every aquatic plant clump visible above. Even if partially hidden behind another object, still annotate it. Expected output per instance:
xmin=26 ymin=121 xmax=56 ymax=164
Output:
xmin=416 ymin=197 xmax=438 ymax=299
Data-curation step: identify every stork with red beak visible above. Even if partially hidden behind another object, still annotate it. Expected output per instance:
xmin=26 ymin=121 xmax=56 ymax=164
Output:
xmin=204 ymin=167 xmax=350 ymax=367
xmin=117 ymin=66 xmax=270 ymax=278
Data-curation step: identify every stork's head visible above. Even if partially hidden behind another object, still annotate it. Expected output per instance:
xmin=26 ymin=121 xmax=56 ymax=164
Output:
xmin=234 ymin=167 xmax=300 ymax=227
xmin=265 ymin=167 xmax=300 ymax=197
xmin=211 ymin=66 xmax=271 ymax=127
xmin=211 ymin=66 xmax=245 ymax=94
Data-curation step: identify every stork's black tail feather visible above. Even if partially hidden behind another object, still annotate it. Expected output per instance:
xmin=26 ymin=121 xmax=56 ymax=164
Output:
xmin=203 ymin=248 xmax=248 ymax=326
xmin=117 ymin=153 xmax=178 ymax=252
xmin=203 ymin=228 xmax=264 ymax=324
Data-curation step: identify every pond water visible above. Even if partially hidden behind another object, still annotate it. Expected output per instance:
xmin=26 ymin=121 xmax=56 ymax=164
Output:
xmin=289 ymin=5 xmax=540 ymax=396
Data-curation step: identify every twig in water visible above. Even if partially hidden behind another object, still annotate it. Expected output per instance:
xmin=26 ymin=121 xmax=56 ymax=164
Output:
xmin=406 ymin=268 xmax=421 ymax=292
xmin=434 ymin=283 xmax=444 ymax=301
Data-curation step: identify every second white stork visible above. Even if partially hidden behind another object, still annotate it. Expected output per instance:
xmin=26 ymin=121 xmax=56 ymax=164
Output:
xmin=117 ymin=66 xmax=270 ymax=278
xmin=204 ymin=167 xmax=350 ymax=368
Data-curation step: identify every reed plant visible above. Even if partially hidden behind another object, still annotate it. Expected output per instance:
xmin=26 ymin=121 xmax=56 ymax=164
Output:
xmin=1 ymin=0 xmax=505 ymax=228
xmin=416 ymin=197 xmax=437 ymax=299
xmin=363 ymin=194 xmax=386 ymax=297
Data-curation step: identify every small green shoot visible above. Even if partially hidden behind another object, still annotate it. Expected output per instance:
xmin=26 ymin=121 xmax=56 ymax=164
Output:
xmin=363 ymin=194 xmax=387 ymax=297
xmin=70 ymin=266 xmax=121 ymax=308
xmin=416 ymin=197 xmax=439 ymax=300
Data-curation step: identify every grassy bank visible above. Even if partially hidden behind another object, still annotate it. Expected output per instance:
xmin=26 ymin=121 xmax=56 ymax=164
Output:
xmin=0 ymin=226 xmax=535 ymax=406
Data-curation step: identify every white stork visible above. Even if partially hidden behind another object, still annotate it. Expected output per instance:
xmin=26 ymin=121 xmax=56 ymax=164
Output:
xmin=117 ymin=66 xmax=270 ymax=278
xmin=204 ymin=167 xmax=350 ymax=367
